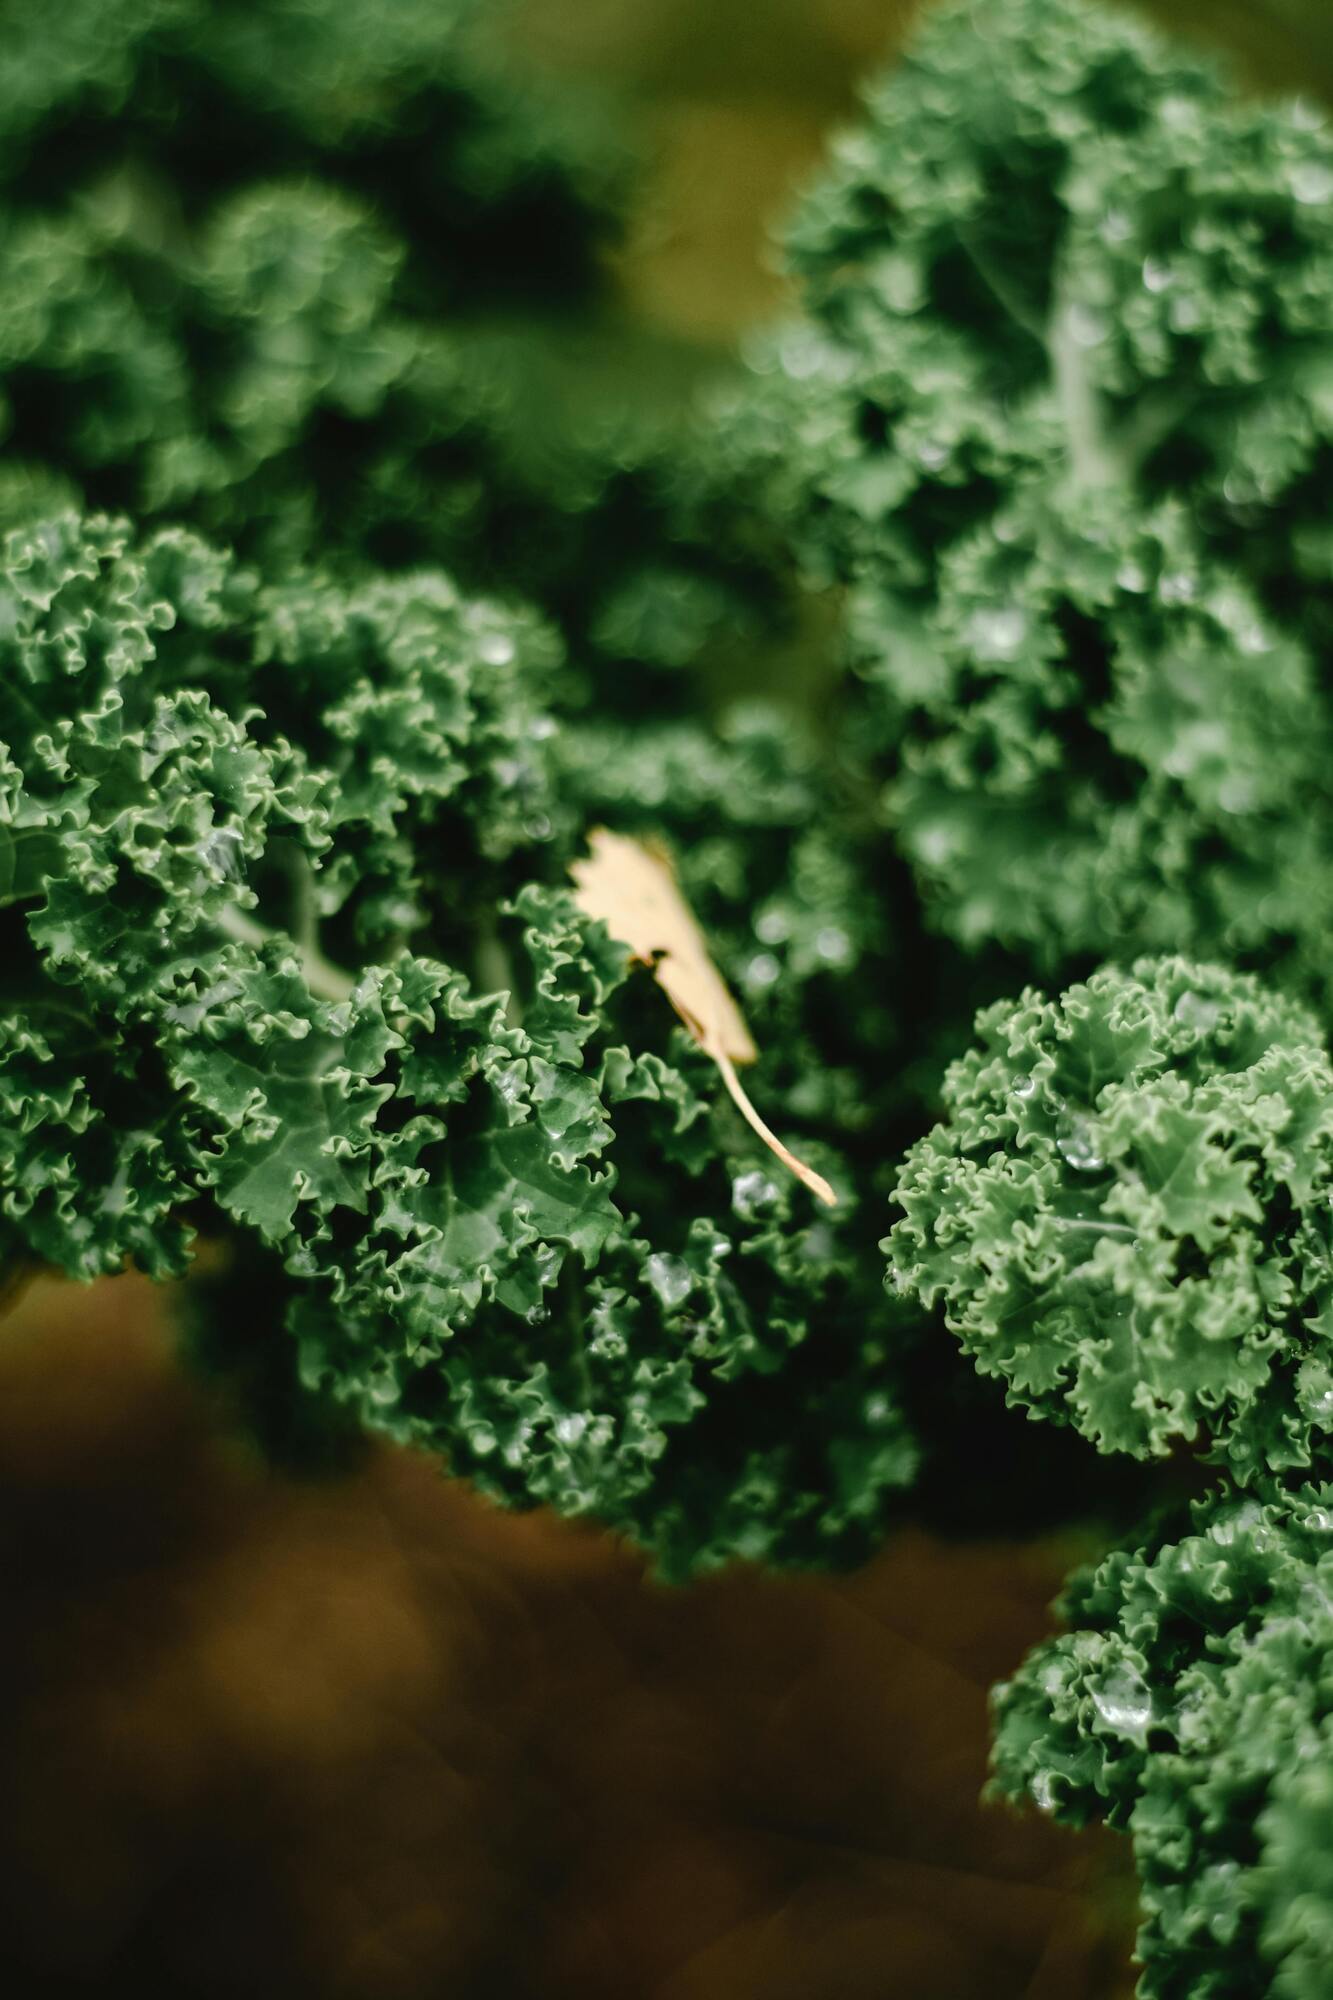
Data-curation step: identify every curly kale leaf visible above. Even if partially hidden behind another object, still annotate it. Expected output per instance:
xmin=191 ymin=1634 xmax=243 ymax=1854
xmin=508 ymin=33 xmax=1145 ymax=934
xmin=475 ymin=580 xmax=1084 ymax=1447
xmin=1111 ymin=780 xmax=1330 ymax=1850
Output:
xmin=886 ymin=956 xmax=1333 ymax=1480
xmin=992 ymin=1483 xmax=1333 ymax=1999
xmin=0 ymin=511 xmax=914 ymax=1575
xmin=728 ymin=0 xmax=1333 ymax=992
xmin=0 ymin=0 xmax=795 ymax=699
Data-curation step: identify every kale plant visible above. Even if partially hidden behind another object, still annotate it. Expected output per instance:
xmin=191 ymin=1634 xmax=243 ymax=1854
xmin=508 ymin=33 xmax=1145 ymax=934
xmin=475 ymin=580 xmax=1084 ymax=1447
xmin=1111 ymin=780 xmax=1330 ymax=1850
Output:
xmin=0 ymin=510 xmax=913 ymax=1577
xmin=0 ymin=0 xmax=786 ymax=689
xmin=726 ymin=0 xmax=1333 ymax=994
xmin=814 ymin=3 xmax=1333 ymax=1988
xmin=887 ymin=956 xmax=1333 ymax=1481
xmin=8 ymin=0 xmax=1333 ymax=1989
xmin=992 ymin=1483 xmax=1333 ymax=1999
xmin=887 ymin=948 xmax=1333 ymax=1991
xmin=0 ymin=0 xmax=624 ymax=582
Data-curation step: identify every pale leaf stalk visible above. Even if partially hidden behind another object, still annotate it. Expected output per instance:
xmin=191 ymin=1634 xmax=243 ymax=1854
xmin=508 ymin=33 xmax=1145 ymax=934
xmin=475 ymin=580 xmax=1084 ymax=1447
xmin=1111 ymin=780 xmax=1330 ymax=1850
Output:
xmin=705 ymin=1026 xmax=837 ymax=1209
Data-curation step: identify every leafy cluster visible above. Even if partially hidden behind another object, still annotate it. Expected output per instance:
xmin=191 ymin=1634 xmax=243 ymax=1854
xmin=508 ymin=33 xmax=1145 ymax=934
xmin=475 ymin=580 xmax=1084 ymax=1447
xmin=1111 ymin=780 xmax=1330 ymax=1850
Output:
xmin=992 ymin=1483 xmax=1333 ymax=1999
xmin=773 ymin=23 xmax=1333 ymax=1968
xmin=0 ymin=511 xmax=912 ymax=1576
xmin=887 ymin=956 xmax=1333 ymax=1481
xmin=886 ymin=947 xmax=1333 ymax=1985
xmin=7 ymin=0 xmax=1333 ymax=1986
xmin=725 ymin=0 xmax=1333 ymax=993
xmin=0 ymin=0 xmax=789 ymax=690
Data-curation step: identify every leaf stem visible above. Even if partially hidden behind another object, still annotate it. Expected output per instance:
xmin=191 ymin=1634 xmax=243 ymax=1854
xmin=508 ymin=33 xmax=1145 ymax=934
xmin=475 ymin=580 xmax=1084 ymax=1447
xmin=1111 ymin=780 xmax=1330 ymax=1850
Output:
xmin=1047 ymin=285 xmax=1119 ymax=491
xmin=215 ymin=904 xmax=357 ymax=1004
xmin=706 ymin=1029 xmax=837 ymax=1209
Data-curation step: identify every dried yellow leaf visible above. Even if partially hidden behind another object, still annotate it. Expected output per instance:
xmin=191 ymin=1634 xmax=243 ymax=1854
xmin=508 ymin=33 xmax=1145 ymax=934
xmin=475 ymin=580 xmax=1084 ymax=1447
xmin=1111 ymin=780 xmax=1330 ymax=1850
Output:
xmin=570 ymin=828 xmax=756 ymax=1063
xmin=570 ymin=829 xmax=837 ymax=1208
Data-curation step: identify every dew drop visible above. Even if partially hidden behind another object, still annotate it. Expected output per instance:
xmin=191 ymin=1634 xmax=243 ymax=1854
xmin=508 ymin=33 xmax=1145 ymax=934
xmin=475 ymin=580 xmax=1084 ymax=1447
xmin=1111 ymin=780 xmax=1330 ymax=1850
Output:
xmin=1291 ymin=161 xmax=1333 ymax=206
xmin=745 ymin=952 xmax=781 ymax=990
xmin=1172 ymin=989 xmax=1222 ymax=1034
xmin=1056 ymin=1115 xmax=1105 ymax=1174
xmin=645 ymin=1252 xmax=694 ymax=1311
xmin=1090 ymin=1666 xmax=1153 ymax=1741
xmin=967 ymin=606 xmax=1029 ymax=661
xmin=733 ymin=1169 xmax=781 ymax=1222
xmin=1142 ymin=256 xmax=1174 ymax=293
xmin=1067 ymin=302 xmax=1107 ymax=348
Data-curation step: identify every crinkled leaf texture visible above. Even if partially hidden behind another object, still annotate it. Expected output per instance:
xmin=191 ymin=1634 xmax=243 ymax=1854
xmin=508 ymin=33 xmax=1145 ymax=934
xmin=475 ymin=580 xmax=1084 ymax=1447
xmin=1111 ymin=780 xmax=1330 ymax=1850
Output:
xmin=0 ymin=512 xmax=914 ymax=1576
xmin=0 ymin=0 xmax=787 ymax=700
xmin=887 ymin=956 xmax=1333 ymax=1481
xmin=992 ymin=1483 xmax=1333 ymax=2000
xmin=724 ymin=0 xmax=1333 ymax=998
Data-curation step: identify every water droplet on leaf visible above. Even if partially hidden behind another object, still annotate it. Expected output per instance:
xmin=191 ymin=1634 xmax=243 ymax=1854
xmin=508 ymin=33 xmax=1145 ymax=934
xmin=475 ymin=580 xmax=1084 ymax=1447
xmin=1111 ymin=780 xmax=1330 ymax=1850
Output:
xmin=1056 ymin=1115 xmax=1105 ymax=1173
xmin=645 ymin=1252 xmax=694 ymax=1311
xmin=1090 ymin=1666 xmax=1153 ymax=1741
xmin=1067 ymin=302 xmax=1106 ymax=348
xmin=733 ymin=1168 xmax=781 ymax=1221
xmin=966 ymin=606 xmax=1028 ymax=661
xmin=815 ymin=926 xmax=851 ymax=964
xmin=1291 ymin=161 xmax=1333 ymax=206
xmin=1172 ymin=989 xmax=1221 ymax=1034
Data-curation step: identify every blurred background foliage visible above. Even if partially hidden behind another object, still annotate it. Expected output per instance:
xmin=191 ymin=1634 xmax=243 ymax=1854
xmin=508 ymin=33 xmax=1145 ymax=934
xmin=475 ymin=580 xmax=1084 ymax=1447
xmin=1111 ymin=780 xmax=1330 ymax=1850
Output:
xmin=4 ymin=0 xmax=1326 ymax=1991
xmin=503 ymin=0 xmax=1333 ymax=348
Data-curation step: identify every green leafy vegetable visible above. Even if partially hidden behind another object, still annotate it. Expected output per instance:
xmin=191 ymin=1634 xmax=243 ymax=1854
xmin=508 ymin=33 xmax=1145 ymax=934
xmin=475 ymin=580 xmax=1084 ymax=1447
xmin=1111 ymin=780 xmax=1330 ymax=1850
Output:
xmin=728 ymin=0 xmax=1333 ymax=994
xmin=887 ymin=956 xmax=1333 ymax=1479
xmin=992 ymin=1483 xmax=1333 ymax=1998
xmin=0 ymin=511 xmax=913 ymax=1576
xmin=7 ymin=0 xmax=1333 ymax=1985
